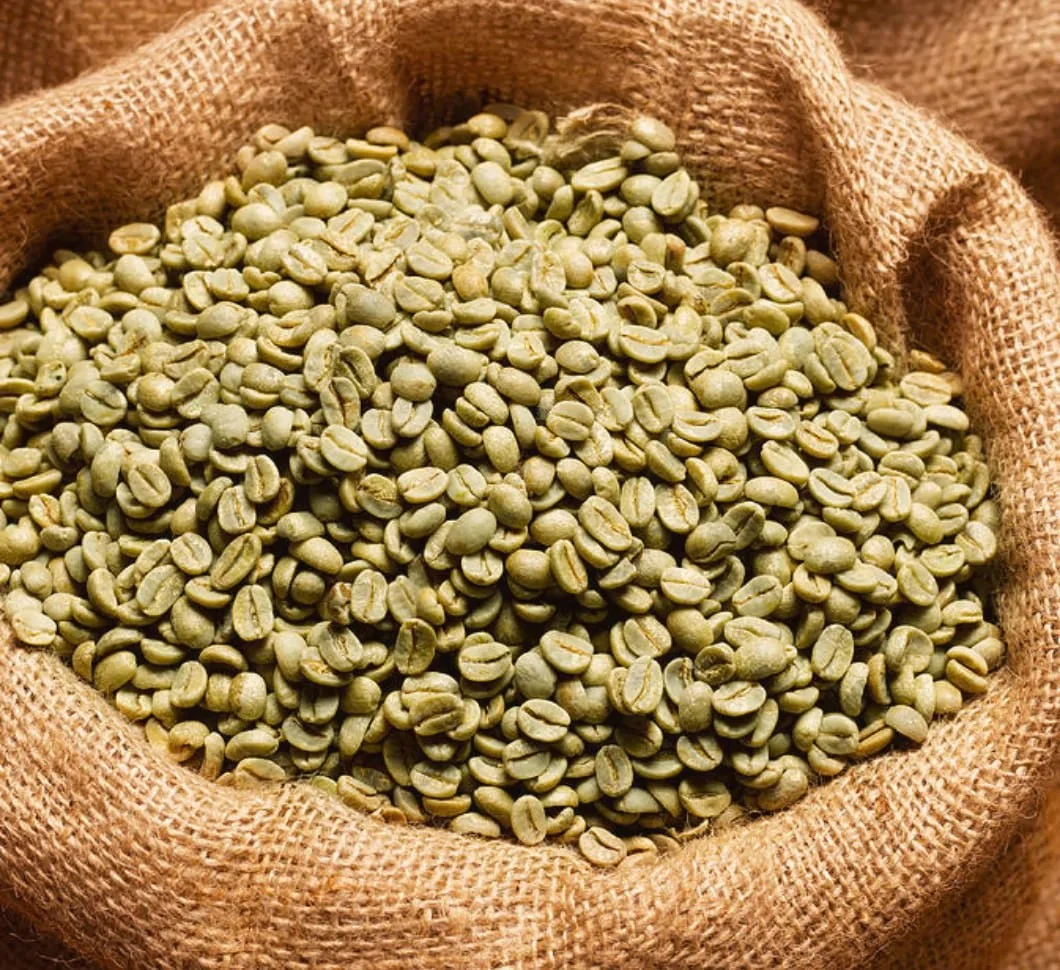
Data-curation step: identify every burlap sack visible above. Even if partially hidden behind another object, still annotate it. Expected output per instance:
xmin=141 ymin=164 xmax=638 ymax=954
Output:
xmin=818 ymin=0 xmax=1060 ymax=231
xmin=3 ymin=0 xmax=1058 ymax=225
xmin=0 ymin=1 xmax=1057 ymax=968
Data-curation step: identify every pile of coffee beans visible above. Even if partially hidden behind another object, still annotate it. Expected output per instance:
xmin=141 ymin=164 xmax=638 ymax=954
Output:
xmin=0 ymin=108 xmax=1002 ymax=864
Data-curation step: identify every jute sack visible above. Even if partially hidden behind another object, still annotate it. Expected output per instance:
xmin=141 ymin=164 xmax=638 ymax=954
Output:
xmin=0 ymin=1 xmax=1057 ymax=968
xmin=2 ymin=0 xmax=1057 ymax=225
xmin=816 ymin=0 xmax=1060 ymax=230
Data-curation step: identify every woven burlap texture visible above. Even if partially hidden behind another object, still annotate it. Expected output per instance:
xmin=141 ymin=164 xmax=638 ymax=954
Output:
xmin=2 ymin=0 xmax=1057 ymax=224
xmin=0 ymin=1 xmax=1057 ymax=968
xmin=817 ymin=0 xmax=1060 ymax=231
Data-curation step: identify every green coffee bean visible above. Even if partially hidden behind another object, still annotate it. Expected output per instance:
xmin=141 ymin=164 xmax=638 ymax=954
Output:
xmin=733 ymin=637 xmax=791 ymax=680
xmin=618 ymin=657 xmax=664 ymax=715
xmin=137 ymin=565 xmax=184 ymax=617
xmin=677 ymin=682 xmax=714 ymax=733
xmin=319 ymin=425 xmax=369 ymax=473
xmin=410 ymin=761 xmax=461 ymax=799
xmin=956 ymin=522 xmax=998 ymax=565
xmin=712 ymin=680 xmax=766 ymax=718
xmin=811 ymin=625 xmax=854 ymax=681
xmin=170 ymin=661 xmax=209 ymax=708
xmin=210 ymin=534 xmax=261 ymax=590
xmin=594 ymin=744 xmax=634 ymax=797
xmin=343 ymin=570 xmax=385 ymax=625
xmin=897 ymin=560 xmax=939 ymax=607
xmin=11 ymin=609 xmax=57 ymax=647
xmin=232 ymin=585 xmax=273 ymax=640
xmin=884 ymin=705 xmax=929 ymax=744
xmin=517 ymin=699 xmax=571 ymax=744
xmin=509 ymin=794 xmax=548 ymax=846
xmin=503 ymin=738 xmax=550 ymax=781
xmin=229 ymin=671 xmax=268 ymax=721
xmin=945 ymin=645 xmax=990 ymax=694
xmin=170 ymin=533 xmax=213 ymax=576
xmin=458 ymin=640 xmax=513 ymax=683
xmin=802 ymin=537 xmax=857 ymax=575
xmin=578 ymin=825 xmax=627 ymax=867
xmin=445 ymin=508 xmax=497 ymax=556
xmin=884 ymin=626 xmax=933 ymax=674
xmin=934 ymin=680 xmax=964 ymax=715
xmin=93 ymin=650 xmax=138 ymax=693
xmin=686 ymin=521 xmax=738 ymax=564
xmin=549 ymin=539 xmax=589 ymax=594
xmin=226 ymin=728 xmax=280 ymax=762
xmin=314 ymin=624 xmax=363 ymax=673
xmin=291 ymin=536 xmax=343 ymax=575
xmin=678 ymin=778 xmax=732 ymax=818
xmin=502 ymin=646 xmax=553 ymax=697
xmin=394 ymin=619 xmax=437 ymax=676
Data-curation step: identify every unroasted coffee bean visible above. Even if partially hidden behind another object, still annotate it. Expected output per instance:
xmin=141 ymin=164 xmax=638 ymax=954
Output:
xmin=540 ymin=630 xmax=594 ymax=675
xmin=517 ymin=698 xmax=570 ymax=743
xmin=595 ymin=744 xmax=634 ymax=797
xmin=509 ymin=793 xmax=549 ymax=846
xmin=578 ymin=825 xmax=627 ymax=867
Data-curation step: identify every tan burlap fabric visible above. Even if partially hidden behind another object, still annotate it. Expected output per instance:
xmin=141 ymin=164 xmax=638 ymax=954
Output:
xmin=0 ymin=1 xmax=1057 ymax=968
xmin=3 ymin=0 xmax=1058 ymax=223
xmin=818 ymin=0 xmax=1060 ymax=232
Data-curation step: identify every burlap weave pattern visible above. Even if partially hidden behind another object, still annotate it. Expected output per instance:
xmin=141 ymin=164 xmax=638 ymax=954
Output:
xmin=2 ymin=0 xmax=1057 ymax=224
xmin=818 ymin=0 xmax=1060 ymax=230
xmin=0 ymin=1 xmax=1057 ymax=968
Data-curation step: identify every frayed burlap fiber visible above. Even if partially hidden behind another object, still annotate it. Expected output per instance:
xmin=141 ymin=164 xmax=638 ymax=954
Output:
xmin=0 ymin=1 xmax=1057 ymax=968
